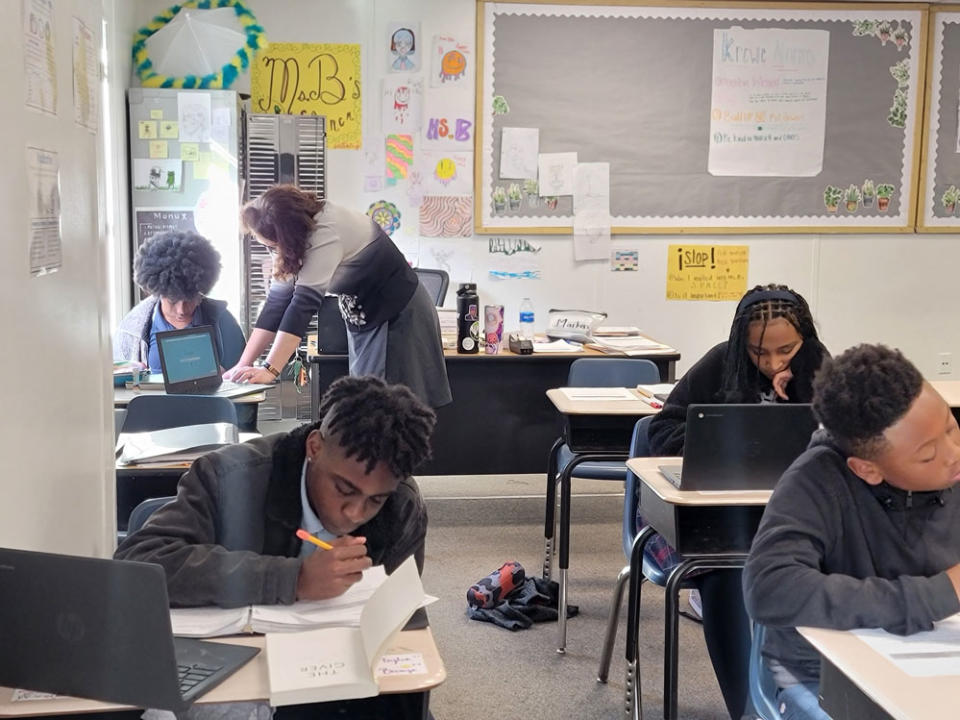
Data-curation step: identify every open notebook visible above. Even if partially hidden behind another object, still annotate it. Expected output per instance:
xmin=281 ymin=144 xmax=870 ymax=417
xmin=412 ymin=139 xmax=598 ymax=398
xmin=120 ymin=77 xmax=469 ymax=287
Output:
xmin=170 ymin=564 xmax=436 ymax=638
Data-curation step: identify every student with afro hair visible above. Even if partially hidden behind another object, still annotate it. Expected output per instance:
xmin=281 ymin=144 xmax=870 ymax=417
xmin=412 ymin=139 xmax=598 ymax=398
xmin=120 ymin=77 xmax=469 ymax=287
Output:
xmin=744 ymin=345 xmax=960 ymax=720
xmin=113 ymin=230 xmax=245 ymax=372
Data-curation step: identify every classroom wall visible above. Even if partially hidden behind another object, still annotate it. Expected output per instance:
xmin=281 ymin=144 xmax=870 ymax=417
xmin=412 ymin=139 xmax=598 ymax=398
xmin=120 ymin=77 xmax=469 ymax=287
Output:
xmin=0 ymin=0 xmax=118 ymax=555
xmin=123 ymin=0 xmax=960 ymax=378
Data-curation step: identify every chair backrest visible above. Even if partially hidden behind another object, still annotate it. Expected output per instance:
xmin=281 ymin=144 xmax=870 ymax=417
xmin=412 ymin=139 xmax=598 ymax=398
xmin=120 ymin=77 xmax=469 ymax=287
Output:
xmin=568 ymin=357 xmax=660 ymax=387
xmin=748 ymin=622 xmax=781 ymax=720
xmin=127 ymin=496 xmax=175 ymax=534
xmin=622 ymin=415 xmax=654 ymax=558
xmin=414 ymin=267 xmax=450 ymax=306
xmin=121 ymin=395 xmax=239 ymax=433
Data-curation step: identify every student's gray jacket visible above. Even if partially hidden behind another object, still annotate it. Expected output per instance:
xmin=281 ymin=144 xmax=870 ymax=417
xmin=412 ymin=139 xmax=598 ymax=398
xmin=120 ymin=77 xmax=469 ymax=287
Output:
xmin=114 ymin=426 xmax=427 ymax=608
xmin=743 ymin=431 xmax=960 ymax=686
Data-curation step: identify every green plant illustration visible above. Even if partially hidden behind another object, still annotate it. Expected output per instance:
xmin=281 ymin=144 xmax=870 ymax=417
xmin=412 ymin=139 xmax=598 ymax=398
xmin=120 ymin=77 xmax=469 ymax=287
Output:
xmin=941 ymin=185 xmax=959 ymax=213
xmin=492 ymin=185 xmax=507 ymax=211
xmin=876 ymin=21 xmax=893 ymax=45
xmin=888 ymin=88 xmax=907 ymax=129
xmin=492 ymin=95 xmax=510 ymax=115
xmin=892 ymin=24 xmax=908 ymax=50
xmin=844 ymin=184 xmax=862 ymax=212
xmin=523 ymin=178 xmax=539 ymax=208
xmin=861 ymin=180 xmax=875 ymax=207
xmin=876 ymin=183 xmax=895 ymax=211
xmin=507 ymin=183 xmax=522 ymax=209
xmin=823 ymin=185 xmax=842 ymax=212
xmin=852 ymin=20 xmax=877 ymax=37
xmin=890 ymin=59 xmax=909 ymax=88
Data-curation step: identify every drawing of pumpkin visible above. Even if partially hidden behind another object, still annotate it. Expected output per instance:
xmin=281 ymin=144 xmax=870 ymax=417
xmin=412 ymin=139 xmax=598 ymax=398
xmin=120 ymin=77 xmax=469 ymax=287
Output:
xmin=440 ymin=50 xmax=467 ymax=82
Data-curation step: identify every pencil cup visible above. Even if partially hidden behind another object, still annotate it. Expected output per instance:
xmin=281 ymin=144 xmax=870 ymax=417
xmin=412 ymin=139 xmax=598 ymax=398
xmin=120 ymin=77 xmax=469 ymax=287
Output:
xmin=484 ymin=304 xmax=504 ymax=354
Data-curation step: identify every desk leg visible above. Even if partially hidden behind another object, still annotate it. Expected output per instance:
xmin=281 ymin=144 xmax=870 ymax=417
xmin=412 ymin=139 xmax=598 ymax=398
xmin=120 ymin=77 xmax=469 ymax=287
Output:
xmin=310 ymin=362 xmax=321 ymax=422
xmin=662 ymin=557 xmax=747 ymax=720
xmin=625 ymin=527 xmax=658 ymax=720
xmin=542 ymin=437 xmax=563 ymax=581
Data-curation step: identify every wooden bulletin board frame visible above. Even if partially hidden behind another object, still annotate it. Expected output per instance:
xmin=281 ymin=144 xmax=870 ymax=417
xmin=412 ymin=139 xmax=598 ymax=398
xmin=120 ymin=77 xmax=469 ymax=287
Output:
xmin=474 ymin=0 xmax=928 ymax=235
xmin=917 ymin=5 xmax=960 ymax=231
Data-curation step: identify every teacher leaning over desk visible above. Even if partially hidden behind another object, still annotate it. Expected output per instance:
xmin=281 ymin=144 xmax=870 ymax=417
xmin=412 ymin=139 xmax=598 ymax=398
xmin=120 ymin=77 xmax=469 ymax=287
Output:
xmin=224 ymin=184 xmax=451 ymax=408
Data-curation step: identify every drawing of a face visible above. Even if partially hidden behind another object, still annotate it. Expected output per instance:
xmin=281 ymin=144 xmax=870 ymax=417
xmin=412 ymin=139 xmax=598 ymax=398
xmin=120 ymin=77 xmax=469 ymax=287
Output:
xmin=434 ymin=157 xmax=457 ymax=185
xmin=439 ymin=50 xmax=466 ymax=82
xmin=392 ymin=29 xmax=414 ymax=56
xmin=394 ymin=87 xmax=410 ymax=109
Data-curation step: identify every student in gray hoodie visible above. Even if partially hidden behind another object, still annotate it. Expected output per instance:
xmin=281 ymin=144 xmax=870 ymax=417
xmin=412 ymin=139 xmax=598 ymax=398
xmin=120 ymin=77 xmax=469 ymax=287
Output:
xmin=744 ymin=344 xmax=960 ymax=720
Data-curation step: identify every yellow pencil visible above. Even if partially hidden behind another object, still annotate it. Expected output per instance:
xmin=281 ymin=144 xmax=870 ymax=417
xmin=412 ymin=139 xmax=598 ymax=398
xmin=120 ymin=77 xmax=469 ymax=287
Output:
xmin=296 ymin=528 xmax=333 ymax=551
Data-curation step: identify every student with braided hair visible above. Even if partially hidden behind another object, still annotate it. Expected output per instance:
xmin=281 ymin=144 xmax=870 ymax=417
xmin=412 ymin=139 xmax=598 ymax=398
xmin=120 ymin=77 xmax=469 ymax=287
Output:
xmin=643 ymin=284 xmax=829 ymax=720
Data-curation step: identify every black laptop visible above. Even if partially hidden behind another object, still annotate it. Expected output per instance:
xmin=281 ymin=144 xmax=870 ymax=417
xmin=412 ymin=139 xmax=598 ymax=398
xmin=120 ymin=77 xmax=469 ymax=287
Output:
xmin=155 ymin=325 xmax=228 ymax=394
xmin=0 ymin=548 xmax=259 ymax=712
xmin=658 ymin=404 xmax=818 ymax=491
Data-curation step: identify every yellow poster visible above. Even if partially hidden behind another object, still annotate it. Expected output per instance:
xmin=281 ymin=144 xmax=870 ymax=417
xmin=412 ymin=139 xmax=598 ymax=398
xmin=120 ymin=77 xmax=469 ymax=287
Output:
xmin=250 ymin=43 xmax=362 ymax=150
xmin=666 ymin=244 xmax=749 ymax=301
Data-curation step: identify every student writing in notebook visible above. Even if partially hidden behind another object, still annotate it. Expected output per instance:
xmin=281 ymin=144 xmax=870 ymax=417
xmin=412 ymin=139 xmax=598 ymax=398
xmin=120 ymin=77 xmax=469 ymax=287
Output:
xmin=744 ymin=345 xmax=960 ymax=719
xmin=113 ymin=230 xmax=245 ymax=373
xmin=116 ymin=375 xmax=435 ymax=718
xmin=644 ymin=284 xmax=829 ymax=720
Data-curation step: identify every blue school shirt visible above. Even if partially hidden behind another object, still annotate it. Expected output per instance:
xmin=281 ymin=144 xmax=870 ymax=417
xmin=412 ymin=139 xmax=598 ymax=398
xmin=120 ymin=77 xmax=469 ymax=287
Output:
xmin=147 ymin=302 xmax=201 ymax=372
xmin=299 ymin=459 xmax=337 ymax=558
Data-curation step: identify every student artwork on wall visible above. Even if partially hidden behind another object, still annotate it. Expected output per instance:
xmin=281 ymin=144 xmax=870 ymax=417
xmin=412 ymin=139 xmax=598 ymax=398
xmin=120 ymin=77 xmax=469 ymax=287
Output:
xmin=387 ymin=22 xmax=421 ymax=73
xmin=382 ymin=76 xmax=423 ymax=134
xmin=367 ymin=200 xmax=402 ymax=237
xmin=385 ymin=134 xmax=413 ymax=185
xmin=251 ymin=43 xmax=362 ymax=149
xmin=611 ymin=249 xmax=639 ymax=271
xmin=422 ymin=90 xmax=473 ymax=150
xmin=419 ymin=196 xmax=473 ymax=237
xmin=431 ymin=35 xmax=470 ymax=88
xmin=538 ymin=153 xmax=577 ymax=196
xmin=132 ymin=159 xmax=183 ymax=191
xmin=177 ymin=91 xmax=211 ymax=143
xmin=477 ymin=2 xmax=926 ymax=233
xmin=666 ymin=244 xmax=749 ymax=301
xmin=488 ymin=237 xmax=542 ymax=280
xmin=499 ymin=127 xmax=539 ymax=180
xmin=417 ymin=150 xmax=473 ymax=196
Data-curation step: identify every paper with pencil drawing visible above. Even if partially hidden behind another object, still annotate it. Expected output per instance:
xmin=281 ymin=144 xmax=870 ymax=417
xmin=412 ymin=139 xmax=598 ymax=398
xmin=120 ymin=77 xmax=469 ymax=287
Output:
xmin=854 ymin=614 xmax=960 ymax=676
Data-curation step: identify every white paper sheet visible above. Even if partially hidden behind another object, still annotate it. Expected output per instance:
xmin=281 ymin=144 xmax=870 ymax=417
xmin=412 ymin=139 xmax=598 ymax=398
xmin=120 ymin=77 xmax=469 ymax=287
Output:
xmin=854 ymin=615 xmax=960 ymax=677
xmin=178 ymin=91 xmax=211 ymax=143
xmin=382 ymin=76 xmax=423 ymax=134
xmin=416 ymin=150 xmax=472 ymax=196
xmin=573 ymin=163 xmax=610 ymax=214
xmin=387 ymin=22 xmax=421 ymax=73
xmin=708 ymin=28 xmax=829 ymax=177
xmin=430 ymin=34 xmax=471 ymax=88
xmin=532 ymin=339 xmax=583 ymax=354
xmin=422 ymin=89 xmax=474 ymax=149
xmin=23 ymin=0 xmax=57 ymax=115
xmin=499 ymin=127 xmax=539 ymax=180
xmin=560 ymin=387 xmax=636 ymax=401
xmin=573 ymin=210 xmax=611 ymax=262
xmin=538 ymin=152 xmax=577 ymax=196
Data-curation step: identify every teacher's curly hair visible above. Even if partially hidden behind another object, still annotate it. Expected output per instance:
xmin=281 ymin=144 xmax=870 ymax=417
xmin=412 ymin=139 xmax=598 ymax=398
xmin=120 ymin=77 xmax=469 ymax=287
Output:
xmin=241 ymin=185 xmax=325 ymax=279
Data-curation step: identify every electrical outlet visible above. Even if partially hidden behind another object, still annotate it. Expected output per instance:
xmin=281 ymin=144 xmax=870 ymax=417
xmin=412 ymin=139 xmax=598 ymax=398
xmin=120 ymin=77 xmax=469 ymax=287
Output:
xmin=938 ymin=352 xmax=953 ymax=376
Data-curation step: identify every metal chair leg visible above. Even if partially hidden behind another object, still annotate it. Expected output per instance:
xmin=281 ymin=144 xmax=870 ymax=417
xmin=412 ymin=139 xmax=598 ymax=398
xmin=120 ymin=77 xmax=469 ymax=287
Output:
xmin=625 ymin=527 xmax=657 ymax=720
xmin=542 ymin=438 xmax=563 ymax=580
xmin=598 ymin=564 xmax=630 ymax=683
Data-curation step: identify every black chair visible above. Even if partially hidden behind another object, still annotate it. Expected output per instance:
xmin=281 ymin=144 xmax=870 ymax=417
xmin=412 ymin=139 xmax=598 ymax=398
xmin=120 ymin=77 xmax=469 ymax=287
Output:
xmin=414 ymin=268 xmax=449 ymax=306
xmin=120 ymin=394 xmax=238 ymax=433
xmin=127 ymin=496 xmax=175 ymax=534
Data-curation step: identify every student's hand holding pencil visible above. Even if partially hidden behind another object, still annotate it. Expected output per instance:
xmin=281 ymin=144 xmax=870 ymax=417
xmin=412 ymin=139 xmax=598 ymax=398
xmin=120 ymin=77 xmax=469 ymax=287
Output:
xmin=295 ymin=533 xmax=371 ymax=600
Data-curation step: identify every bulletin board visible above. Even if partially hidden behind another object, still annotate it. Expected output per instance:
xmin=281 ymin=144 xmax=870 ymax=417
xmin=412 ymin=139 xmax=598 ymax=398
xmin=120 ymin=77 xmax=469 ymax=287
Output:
xmin=917 ymin=6 xmax=960 ymax=231
xmin=475 ymin=1 xmax=927 ymax=234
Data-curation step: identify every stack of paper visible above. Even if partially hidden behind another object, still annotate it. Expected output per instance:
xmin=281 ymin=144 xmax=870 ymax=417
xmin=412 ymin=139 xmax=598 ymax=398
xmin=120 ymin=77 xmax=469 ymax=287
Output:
xmin=533 ymin=339 xmax=583 ymax=353
xmin=115 ymin=422 xmax=238 ymax=465
xmin=560 ymin=387 xmax=637 ymax=402
xmin=854 ymin=615 xmax=960 ymax=676
xmin=593 ymin=326 xmax=642 ymax=337
xmin=587 ymin=336 xmax=675 ymax=355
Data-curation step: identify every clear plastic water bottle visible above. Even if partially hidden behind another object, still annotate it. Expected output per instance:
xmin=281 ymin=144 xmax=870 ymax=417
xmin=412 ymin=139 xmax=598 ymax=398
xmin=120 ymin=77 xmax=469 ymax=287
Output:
xmin=519 ymin=297 xmax=535 ymax=340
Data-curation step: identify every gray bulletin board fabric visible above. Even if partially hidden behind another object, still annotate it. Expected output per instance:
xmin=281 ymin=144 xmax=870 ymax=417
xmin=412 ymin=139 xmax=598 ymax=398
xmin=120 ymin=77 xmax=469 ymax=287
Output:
xmin=476 ymin=2 xmax=926 ymax=234
xmin=919 ymin=8 xmax=960 ymax=230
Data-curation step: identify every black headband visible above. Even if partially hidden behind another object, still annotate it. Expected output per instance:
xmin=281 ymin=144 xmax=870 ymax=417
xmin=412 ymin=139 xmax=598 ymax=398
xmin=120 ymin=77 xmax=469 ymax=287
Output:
xmin=735 ymin=289 xmax=800 ymax=317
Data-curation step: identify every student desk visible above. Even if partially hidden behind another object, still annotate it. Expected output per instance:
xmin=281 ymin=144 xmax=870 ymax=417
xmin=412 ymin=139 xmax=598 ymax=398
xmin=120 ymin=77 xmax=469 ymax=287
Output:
xmin=625 ymin=458 xmax=771 ymax=720
xmin=113 ymin=387 xmax=268 ymax=407
xmin=0 ymin=628 xmax=445 ymax=719
xmin=796 ymin=626 xmax=954 ymax=720
xmin=545 ymin=388 xmax=659 ymax=653
xmin=309 ymin=345 xmax=679 ymax=476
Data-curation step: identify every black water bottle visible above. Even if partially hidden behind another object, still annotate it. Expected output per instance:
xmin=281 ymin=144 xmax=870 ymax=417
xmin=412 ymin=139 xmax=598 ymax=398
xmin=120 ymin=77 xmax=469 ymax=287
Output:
xmin=456 ymin=283 xmax=480 ymax=354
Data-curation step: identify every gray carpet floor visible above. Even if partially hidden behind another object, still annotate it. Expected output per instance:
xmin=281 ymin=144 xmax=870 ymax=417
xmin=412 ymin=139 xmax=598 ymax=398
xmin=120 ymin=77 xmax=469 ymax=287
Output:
xmin=417 ymin=476 xmax=732 ymax=720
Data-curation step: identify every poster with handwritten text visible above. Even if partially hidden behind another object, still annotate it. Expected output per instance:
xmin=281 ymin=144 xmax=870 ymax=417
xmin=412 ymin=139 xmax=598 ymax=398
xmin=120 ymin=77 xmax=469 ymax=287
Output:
xmin=708 ymin=28 xmax=828 ymax=177
xmin=666 ymin=244 xmax=749 ymax=301
xmin=251 ymin=43 xmax=362 ymax=149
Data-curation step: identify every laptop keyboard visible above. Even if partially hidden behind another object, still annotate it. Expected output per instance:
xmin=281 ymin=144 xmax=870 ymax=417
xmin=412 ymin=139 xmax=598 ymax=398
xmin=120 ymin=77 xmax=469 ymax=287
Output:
xmin=178 ymin=662 xmax=223 ymax=696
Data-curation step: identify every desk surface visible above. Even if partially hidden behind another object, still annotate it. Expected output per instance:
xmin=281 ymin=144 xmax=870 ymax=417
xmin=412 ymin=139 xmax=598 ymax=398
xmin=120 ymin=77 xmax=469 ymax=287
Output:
xmin=546 ymin=387 xmax=660 ymax=416
xmin=798 ymin=626 xmax=951 ymax=720
xmin=628 ymin=457 xmax=773 ymax=506
xmin=0 ymin=628 xmax=445 ymax=716
xmin=114 ymin=387 xmax=268 ymax=408
xmin=311 ymin=340 xmax=680 ymax=363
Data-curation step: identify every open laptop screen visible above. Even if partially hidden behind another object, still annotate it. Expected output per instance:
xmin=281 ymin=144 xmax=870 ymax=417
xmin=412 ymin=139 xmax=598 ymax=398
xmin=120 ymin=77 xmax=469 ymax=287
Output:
xmin=156 ymin=326 xmax=221 ymax=390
